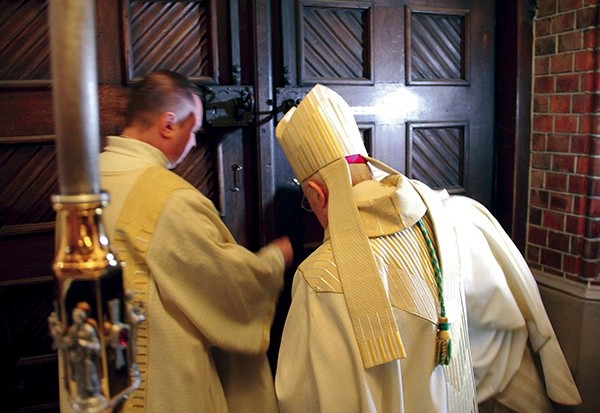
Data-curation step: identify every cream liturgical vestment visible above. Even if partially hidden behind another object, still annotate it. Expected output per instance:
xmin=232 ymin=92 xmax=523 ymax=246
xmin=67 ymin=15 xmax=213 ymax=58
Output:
xmin=276 ymin=175 xmax=581 ymax=413
xmin=442 ymin=194 xmax=581 ymax=412
xmin=276 ymin=174 xmax=477 ymax=413
xmin=79 ymin=136 xmax=285 ymax=412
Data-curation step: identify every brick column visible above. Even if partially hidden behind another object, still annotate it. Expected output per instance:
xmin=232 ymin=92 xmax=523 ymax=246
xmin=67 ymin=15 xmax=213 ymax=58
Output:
xmin=530 ymin=0 xmax=599 ymax=283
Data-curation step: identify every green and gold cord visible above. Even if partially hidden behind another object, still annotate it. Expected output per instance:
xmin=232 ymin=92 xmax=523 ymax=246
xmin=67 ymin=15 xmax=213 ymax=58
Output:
xmin=416 ymin=219 xmax=451 ymax=366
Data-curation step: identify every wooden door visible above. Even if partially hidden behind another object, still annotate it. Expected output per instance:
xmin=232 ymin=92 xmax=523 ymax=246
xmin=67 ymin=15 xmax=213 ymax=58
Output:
xmin=273 ymin=0 xmax=495 ymax=227
xmin=0 ymin=0 xmax=258 ymax=410
xmin=267 ymin=0 xmax=495 ymax=367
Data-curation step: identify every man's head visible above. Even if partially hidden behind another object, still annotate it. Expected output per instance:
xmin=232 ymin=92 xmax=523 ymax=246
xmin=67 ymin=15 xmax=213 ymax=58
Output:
xmin=300 ymin=163 xmax=372 ymax=228
xmin=123 ymin=70 xmax=203 ymax=168
xmin=275 ymin=84 xmax=374 ymax=229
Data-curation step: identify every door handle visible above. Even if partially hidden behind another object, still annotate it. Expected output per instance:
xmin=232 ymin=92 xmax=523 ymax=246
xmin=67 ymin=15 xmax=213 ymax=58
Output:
xmin=230 ymin=164 xmax=243 ymax=192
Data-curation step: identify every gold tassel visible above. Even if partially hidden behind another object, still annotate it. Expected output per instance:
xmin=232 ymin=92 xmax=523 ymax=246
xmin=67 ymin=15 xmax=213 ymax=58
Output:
xmin=435 ymin=316 xmax=451 ymax=365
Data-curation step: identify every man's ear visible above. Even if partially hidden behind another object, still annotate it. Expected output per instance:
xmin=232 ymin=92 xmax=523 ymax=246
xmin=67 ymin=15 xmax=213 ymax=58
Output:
xmin=159 ymin=111 xmax=177 ymax=138
xmin=307 ymin=180 xmax=328 ymax=209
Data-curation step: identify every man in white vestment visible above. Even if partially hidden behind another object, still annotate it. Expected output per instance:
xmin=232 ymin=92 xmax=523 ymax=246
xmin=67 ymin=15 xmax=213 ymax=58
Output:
xmin=274 ymin=84 xmax=477 ymax=412
xmin=59 ymin=71 xmax=293 ymax=412
xmin=443 ymin=194 xmax=581 ymax=412
xmin=274 ymin=84 xmax=581 ymax=413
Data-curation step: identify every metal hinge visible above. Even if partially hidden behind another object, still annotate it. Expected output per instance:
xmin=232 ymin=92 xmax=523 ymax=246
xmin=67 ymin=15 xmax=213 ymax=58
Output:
xmin=204 ymin=85 xmax=255 ymax=127
xmin=275 ymin=86 xmax=311 ymax=118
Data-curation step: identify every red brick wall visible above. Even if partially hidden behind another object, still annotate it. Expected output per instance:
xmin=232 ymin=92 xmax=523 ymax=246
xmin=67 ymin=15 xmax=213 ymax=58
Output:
xmin=530 ymin=0 xmax=599 ymax=282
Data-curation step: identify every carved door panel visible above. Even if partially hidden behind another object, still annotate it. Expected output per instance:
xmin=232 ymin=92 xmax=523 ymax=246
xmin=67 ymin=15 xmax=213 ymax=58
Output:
xmin=273 ymin=0 xmax=495 ymax=246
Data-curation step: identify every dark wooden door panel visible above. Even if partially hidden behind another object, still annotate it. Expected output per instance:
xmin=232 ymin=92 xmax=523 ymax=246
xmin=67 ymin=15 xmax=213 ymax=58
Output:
xmin=123 ymin=0 xmax=219 ymax=83
xmin=0 ymin=277 xmax=58 ymax=411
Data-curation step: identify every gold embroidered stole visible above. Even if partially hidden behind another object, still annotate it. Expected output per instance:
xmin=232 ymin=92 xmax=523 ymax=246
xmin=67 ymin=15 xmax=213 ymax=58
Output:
xmin=111 ymin=166 xmax=191 ymax=412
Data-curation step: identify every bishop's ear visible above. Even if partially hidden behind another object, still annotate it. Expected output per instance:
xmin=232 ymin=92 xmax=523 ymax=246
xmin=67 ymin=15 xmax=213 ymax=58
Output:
xmin=306 ymin=180 xmax=328 ymax=209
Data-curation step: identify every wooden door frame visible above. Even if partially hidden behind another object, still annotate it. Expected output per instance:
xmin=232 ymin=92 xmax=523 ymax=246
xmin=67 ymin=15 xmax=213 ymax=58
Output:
xmin=253 ymin=0 xmax=533 ymax=252
xmin=252 ymin=0 xmax=278 ymax=246
xmin=493 ymin=0 xmax=534 ymax=252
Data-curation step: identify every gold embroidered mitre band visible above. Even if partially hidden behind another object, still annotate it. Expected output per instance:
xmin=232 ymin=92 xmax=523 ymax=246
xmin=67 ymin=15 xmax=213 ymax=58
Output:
xmin=276 ymin=84 xmax=406 ymax=368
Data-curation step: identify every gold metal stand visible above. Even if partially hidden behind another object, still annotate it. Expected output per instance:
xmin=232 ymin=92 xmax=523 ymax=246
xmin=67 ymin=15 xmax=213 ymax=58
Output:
xmin=49 ymin=194 xmax=141 ymax=412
